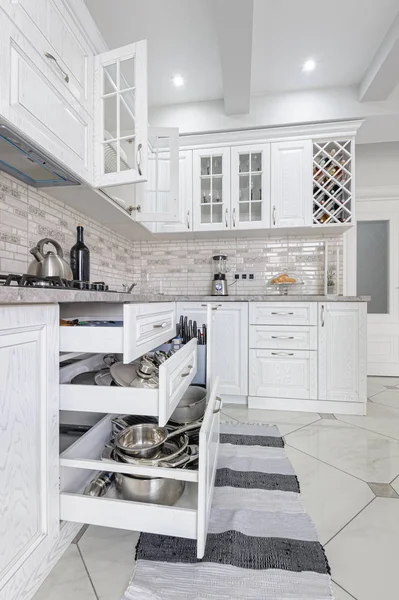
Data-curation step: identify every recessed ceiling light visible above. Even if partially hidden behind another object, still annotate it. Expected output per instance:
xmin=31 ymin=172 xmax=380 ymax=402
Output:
xmin=172 ymin=75 xmax=184 ymax=87
xmin=303 ymin=59 xmax=316 ymax=72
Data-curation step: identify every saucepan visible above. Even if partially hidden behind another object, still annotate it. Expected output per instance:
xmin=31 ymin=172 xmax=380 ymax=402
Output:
xmin=115 ymin=421 xmax=201 ymax=459
xmin=115 ymin=472 xmax=185 ymax=505
xmin=170 ymin=386 xmax=207 ymax=424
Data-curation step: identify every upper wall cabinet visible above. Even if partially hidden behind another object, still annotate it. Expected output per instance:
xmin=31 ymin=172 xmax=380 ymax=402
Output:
xmin=93 ymin=41 xmax=148 ymax=189
xmin=157 ymin=150 xmax=193 ymax=233
xmin=312 ymin=139 xmax=354 ymax=226
xmin=193 ymin=147 xmax=231 ymax=232
xmin=230 ymin=144 xmax=271 ymax=230
xmin=271 ymin=140 xmax=312 ymax=228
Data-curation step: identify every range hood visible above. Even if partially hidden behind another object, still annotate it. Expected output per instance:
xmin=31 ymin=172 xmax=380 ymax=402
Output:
xmin=0 ymin=124 xmax=80 ymax=187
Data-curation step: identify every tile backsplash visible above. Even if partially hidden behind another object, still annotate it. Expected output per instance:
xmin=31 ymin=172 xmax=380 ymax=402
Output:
xmin=0 ymin=171 xmax=343 ymax=295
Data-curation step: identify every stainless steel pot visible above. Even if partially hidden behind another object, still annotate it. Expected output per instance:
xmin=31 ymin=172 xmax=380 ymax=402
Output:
xmin=115 ymin=421 xmax=201 ymax=459
xmin=115 ymin=472 xmax=185 ymax=505
xmin=170 ymin=386 xmax=207 ymax=424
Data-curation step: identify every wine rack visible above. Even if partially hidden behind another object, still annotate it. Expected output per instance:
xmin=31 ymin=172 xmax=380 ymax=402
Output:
xmin=312 ymin=140 xmax=353 ymax=225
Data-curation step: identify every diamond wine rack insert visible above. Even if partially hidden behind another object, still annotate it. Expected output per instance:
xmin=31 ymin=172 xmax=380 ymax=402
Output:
xmin=313 ymin=140 xmax=353 ymax=225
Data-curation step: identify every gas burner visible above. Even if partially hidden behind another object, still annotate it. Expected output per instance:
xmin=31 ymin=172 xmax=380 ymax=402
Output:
xmin=0 ymin=273 xmax=122 ymax=293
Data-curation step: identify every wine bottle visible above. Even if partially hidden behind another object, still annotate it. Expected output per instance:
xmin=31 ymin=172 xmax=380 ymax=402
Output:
xmin=70 ymin=225 xmax=90 ymax=282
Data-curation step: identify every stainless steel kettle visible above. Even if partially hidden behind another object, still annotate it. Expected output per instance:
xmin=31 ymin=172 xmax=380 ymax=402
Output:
xmin=28 ymin=238 xmax=73 ymax=280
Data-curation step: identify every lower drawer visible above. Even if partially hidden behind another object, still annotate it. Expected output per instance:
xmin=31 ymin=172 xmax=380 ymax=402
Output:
xmin=59 ymin=378 xmax=221 ymax=559
xmin=249 ymin=325 xmax=317 ymax=350
xmin=60 ymin=339 xmax=198 ymax=427
xmin=249 ymin=349 xmax=317 ymax=399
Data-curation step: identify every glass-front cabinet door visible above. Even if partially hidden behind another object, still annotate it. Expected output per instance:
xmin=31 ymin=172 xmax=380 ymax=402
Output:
xmin=192 ymin=147 xmax=230 ymax=231
xmin=93 ymin=40 xmax=148 ymax=188
xmin=231 ymin=144 xmax=271 ymax=230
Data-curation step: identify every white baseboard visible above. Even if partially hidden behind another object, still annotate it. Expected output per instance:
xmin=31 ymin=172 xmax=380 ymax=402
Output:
xmin=221 ymin=394 xmax=247 ymax=405
xmin=248 ymin=396 xmax=366 ymax=415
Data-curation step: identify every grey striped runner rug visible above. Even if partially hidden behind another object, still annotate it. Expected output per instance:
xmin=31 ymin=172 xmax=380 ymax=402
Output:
xmin=122 ymin=422 xmax=333 ymax=599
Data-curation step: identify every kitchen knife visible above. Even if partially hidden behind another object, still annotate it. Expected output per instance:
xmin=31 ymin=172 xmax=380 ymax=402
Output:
xmin=188 ymin=320 xmax=192 ymax=341
xmin=202 ymin=324 xmax=207 ymax=345
xmin=183 ymin=316 xmax=188 ymax=344
xmin=193 ymin=321 xmax=197 ymax=339
xmin=179 ymin=315 xmax=184 ymax=340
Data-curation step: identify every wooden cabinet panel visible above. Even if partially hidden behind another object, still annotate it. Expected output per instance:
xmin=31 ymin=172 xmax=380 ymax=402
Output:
xmin=271 ymin=140 xmax=312 ymax=228
xmin=318 ymin=302 xmax=367 ymax=403
xmin=249 ymin=349 xmax=317 ymax=399
xmin=0 ymin=305 xmax=59 ymax=599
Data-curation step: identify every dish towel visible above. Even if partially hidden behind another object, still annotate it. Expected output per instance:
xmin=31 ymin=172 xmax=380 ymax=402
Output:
xmin=122 ymin=422 xmax=333 ymax=599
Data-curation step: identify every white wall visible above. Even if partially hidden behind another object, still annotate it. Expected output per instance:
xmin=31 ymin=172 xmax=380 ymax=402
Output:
xmin=356 ymin=142 xmax=399 ymax=188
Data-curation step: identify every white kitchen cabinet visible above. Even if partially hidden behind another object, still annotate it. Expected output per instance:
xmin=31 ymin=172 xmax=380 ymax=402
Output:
xmin=193 ymin=147 xmax=231 ymax=231
xmin=318 ymin=302 xmax=367 ymax=403
xmin=5 ymin=0 xmax=94 ymax=115
xmin=249 ymin=349 xmax=317 ymax=400
xmin=0 ymin=12 xmax=93 ymax=182
xmin=93 ymin=40 xmax=148 ymax=189
xmin=230 ymin=143 xmax=271 ymax=230
xmin=0 ymin=305 xmax=59 ymax=599
xmin=157 ymin=150 xmax=193 ymax=233
xmin=271 ymin=140 xmax=312 ymax=228
xmin=177 ymin=302 xmax=248 ymax=398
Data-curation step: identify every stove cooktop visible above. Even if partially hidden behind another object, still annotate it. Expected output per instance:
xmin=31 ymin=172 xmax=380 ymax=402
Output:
xmin=0 ymin=273 xmax=124 ymax=292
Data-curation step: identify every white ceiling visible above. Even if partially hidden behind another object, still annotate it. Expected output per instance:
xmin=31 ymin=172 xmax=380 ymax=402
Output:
xmin=85 ymin=0 xmax=399 ymax=107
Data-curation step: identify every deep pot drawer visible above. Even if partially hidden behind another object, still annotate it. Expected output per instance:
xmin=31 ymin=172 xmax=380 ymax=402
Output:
xmin=60 ymin=302 xmax=176 ymax=363
xmin=60 ymin=339 xmax=198 ymax=427
xmin=59 ymin=377 xmax=221 ymax=559
xmin=249 ymin=302 xmax=317 ymax=326
xmin=249 ymin=349 xmax=317 ymax=399
xmin=249 ymin=325 xmax=317 ymax=350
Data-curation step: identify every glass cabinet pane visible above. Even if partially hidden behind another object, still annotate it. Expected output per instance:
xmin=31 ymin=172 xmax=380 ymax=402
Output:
xmin=103 ymin=64 xmax=117 ymax=94
xmin=212 ymin=156 xmax=222 ymax=175
xmin=120 ymin=57 xmax=135 ymax=90
xmin=201 ymin=178 xmax=211 ymax=204
xmin=251 ymin=153 xmax=262 ymax=172
xmin=201 ymin=157 xmax=210 ymax=176
xmin=357 ymin=220 xmax=389 ymax=314
xmin=239 ymin=153 xmax=250 ymax=173
xmin=251 ymin=174 xmax=262 ymax=200
xmin=239 ymin=175 xmax=249 ymax=201
xmin=199 ymin=153 xmax=226 ymax=225
xmin=213 ymin=204 xmax=223 ymax=223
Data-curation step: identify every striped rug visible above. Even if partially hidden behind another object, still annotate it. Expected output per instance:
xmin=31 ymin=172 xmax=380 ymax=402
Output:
xmin=122 ymin=422 xmax=333 ymax=599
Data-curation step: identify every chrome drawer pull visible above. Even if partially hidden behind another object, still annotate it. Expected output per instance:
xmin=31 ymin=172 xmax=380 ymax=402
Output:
xmin=201 ymin=304 xmax=222 ymax=308
xmin=271 ymin=312 xmax=294 ymax=315
xmin=181 ymin=365 xmax=193 ymax=377
xmin=271 ymin=352 xmax=294 ymax=356
xmin=44 ymin=52 xmax=69 ymax=83
xmin=213 ymin=396 xmax=222 ymax=414
xmin=153 ymin=322 xmax=168 ymax=329
xmin=321 ymin=304 xmax=325 ymax=327
xmin=137 ymin=143 xmax=143 ymax=176
xmin=271 ymin=336 xmax=295 ymax=339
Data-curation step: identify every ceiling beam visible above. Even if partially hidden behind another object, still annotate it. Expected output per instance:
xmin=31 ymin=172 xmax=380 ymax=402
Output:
xmin=213 ymin=0 xmax=254 ymax=115
xmin=359 ymin=11 xmax=399 ymax=102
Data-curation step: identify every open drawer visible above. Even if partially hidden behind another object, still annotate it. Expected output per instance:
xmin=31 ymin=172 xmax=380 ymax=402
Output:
xmin=60 ymin=302 xmax=176 ymax=363
xmin=59 ymin=378 xmax=220 ymax=559
xmin=60 ymin=338 xmax=198 ymax=426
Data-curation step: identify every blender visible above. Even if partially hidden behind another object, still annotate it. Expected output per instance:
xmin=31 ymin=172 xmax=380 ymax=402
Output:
xmin=211 ymin=255 xmax=228 ymax=296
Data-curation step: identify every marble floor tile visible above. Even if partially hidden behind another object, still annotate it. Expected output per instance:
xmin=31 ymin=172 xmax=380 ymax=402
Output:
xmin=326 ymin=498 xmax=399 ymax=600
xmin=371 ymin=388 xmax=399 ymax=410
xmin=78 ymin=526 xmax=140 ymax=600
xmin=285 ymin=419 xmax=399 ymax=483
xmin=391 ymin=475 xmax=399 ymax=494
xmin=367 ymin=482 xmax=399 ymax=498
xmin=33 ymin=545 xmax=96 ymax=600
xmin=284 ymin=446 xmax=374 ymax=545
xmin=367 ymin=380 xmax=387 ymax=398
xmin=331 ymin=581 xmax=356 ymax=599
xmin=221 ymin=404 xmax=320 ymax=435
xmin=337 ymin=401 xmax=399 ymax=441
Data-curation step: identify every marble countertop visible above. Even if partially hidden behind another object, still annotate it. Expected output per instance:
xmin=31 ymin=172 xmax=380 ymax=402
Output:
xmin=0 ymin=287 xmax=370 ymax=304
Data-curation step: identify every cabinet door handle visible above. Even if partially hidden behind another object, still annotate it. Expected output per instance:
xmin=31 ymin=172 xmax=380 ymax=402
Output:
xmin=225 ymin=208 xmax=228 ymax=228
xmin=321 ymin=304 xmax=325 ymax=327
xmin=271 ymin=312 xmax=294 ymax=315
xmin=271 ymin=336 xmax=295 ymax=339
xmin=137 ymin=143 xmax=143 ymax=176
xmin=181 ymin=364 xmax=193 ymax=377
xmin=44 ymin=52 xmax=69 ymax=83
xmin=213 ymin=396 xmax=222 ymax=414
xmin=153 ymin=322 xmax=168 ymax=329
xmin=201 ymin=304 xmax=222 ymax=308
xmin=272 ymin=205 xmax=276 ymax=226
xmin=271 ymin=352 xmax=294 ymax=356
xmin=233 ymin=208 xmax=236 ymax=227
xmin=187 ymin=210 xmax=190 ymax=230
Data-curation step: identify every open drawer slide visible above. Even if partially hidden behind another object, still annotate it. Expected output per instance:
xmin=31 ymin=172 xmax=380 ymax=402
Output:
xmin=60 ymin=302 xmax=176 ymax=362
xmin=60 ymin=338 xmax=197 ymax=426
xmin=59 ymin=378 xmax=220 ymax=558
